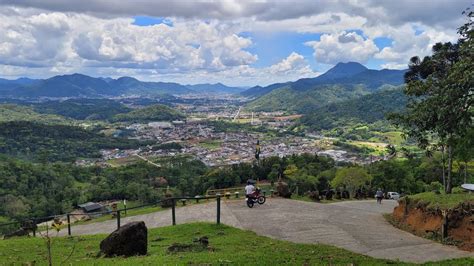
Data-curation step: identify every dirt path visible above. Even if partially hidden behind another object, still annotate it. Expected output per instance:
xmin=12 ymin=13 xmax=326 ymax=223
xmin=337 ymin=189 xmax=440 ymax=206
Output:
xmin=59 ymin=198 xmax=473 ymax=263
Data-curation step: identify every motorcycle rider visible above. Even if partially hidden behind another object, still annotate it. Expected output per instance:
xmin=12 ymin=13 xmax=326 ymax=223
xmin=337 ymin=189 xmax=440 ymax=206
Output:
xmin=245 ymin=180 xmax=256 ymax=200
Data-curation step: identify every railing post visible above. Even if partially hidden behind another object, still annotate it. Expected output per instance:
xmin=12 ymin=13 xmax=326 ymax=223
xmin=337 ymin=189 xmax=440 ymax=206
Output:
xmin=216 ymin=196 xmax=221 ymax=225
xmin=171 ymin=198 xmax=176 ymax=226
xmin=32 ymin=219 xmax=36 ymax=237
xmin=67 ymin=214 xmax=71 ymax=236
xmin=117 ymin=210 xmax=121 ymax=230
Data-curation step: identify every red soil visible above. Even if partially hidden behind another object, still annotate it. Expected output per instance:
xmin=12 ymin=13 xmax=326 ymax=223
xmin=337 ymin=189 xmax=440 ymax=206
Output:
xmin=392 ymin=202 xmax=473 ymax=251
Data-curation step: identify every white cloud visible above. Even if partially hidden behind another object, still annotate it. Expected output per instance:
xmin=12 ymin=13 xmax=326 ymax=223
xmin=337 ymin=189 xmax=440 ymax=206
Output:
xmin=305 ymin=31 xmax=379 ymax=64
xmin=0 ymin=11 xmax=257 ymax=72
xmin=0 ymin=1 xmax=469 ymax=85
xmin=372 ymin=24 xmax=458 ymax=68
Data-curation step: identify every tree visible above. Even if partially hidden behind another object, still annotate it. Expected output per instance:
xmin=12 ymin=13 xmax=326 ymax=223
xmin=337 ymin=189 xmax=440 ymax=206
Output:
xmin=390 ymin=11 xmax=473 ymax=193
xmin=454 ymin=128 xmax=474 ymax=183
xmin=331 ymin=167 xmax=372 ymax=197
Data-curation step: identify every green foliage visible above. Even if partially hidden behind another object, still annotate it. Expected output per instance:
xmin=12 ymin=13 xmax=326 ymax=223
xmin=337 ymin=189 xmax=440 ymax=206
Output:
xmin=331 ymin=167 xmax=372 ymax=196
xmin=369 ymin=160 xmax=418 ymax=194
xmin=0 ymin=104 xmax=70 ymax=124
xmin=112 ymin=104 xmax=185 ymax=123
xmin=0 ymin=121 xmax=145 ymax=162
xmin=196 ymin=154 xmax=335 ymax=194
xmin=389 ymin=13 xmax=473 ymax=193
xmin=32 ymin=99 xmax=131 ymax=120
xmin=0 ymin=155 xmax=208 ymax=220
xmin=246 ymin=84 xmax=370 ymax=112
xmin=301 ymin=87 xmax=407 ymax=130
xmin=407 ymin=190 xmax=474 ymax=209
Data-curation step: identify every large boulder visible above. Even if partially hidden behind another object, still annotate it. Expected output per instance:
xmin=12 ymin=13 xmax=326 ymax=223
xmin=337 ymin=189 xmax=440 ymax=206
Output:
xmin=99 ymin=221 xmax=147 ymax=257
xmin=276 ymin=181 xmax=292 ymax=198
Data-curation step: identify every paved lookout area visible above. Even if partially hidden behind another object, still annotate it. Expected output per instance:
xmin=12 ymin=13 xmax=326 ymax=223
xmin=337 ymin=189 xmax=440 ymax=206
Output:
xmin=58 ymin=198 xmax=473 ymax=263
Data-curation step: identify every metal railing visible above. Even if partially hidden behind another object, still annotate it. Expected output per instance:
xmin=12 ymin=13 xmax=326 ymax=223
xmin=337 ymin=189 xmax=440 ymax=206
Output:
xmin=0 ymin=196 xmax=222 ymax=238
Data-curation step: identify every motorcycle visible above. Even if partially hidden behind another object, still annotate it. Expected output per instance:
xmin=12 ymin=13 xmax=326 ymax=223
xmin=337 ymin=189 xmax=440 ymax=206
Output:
xmin=246 ymin=188 xmax=266 ymax=208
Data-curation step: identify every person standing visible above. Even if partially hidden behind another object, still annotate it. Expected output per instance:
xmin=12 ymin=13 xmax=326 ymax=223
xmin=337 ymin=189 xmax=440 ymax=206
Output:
xmin=376 ymin=188 xmax=384 ymax=204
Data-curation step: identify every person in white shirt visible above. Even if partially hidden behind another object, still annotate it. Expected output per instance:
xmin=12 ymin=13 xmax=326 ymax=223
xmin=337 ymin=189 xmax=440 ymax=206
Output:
xmin=245 ymin=181 xmax=255 ymax=199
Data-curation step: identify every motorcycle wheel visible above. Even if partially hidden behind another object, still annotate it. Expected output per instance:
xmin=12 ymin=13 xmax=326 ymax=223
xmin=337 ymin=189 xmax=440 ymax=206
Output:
xmin=246 ymin=199 xmax=254 ymax=208
xmin=257 ymin=196 xmax=266 ymax=204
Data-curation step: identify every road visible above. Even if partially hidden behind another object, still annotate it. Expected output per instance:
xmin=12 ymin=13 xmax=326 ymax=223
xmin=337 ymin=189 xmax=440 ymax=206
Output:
xmin=59 ymin=198 xmax=473 ymax=263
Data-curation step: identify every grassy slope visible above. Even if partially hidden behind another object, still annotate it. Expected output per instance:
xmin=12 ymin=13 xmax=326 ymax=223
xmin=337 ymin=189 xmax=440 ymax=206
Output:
xmin=407 ymin=191 xmax=474 ymax=209
xmin=0 ymin=104 xmax=71 ymax=124
xmin=3 ymin=223 xmax=472 ymax=265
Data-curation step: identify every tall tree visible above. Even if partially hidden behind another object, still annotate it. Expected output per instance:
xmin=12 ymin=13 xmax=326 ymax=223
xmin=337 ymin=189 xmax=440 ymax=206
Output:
xmin=390 ymin=10 xmax=473 ymax=193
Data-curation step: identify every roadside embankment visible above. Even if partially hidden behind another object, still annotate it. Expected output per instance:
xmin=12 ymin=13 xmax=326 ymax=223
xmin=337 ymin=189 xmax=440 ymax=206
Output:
xmin=391 ymin=192 xmax=474 ymax=251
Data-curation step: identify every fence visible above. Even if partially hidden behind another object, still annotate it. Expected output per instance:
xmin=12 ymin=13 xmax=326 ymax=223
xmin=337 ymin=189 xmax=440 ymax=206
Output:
xmin=0 ymin=196 xmax=222 ymax=238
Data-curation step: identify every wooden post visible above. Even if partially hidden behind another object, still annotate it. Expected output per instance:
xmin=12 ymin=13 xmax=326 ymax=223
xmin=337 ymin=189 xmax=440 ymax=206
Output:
xmin=32 ymin=219 xmax=36 ymax=237
xmin=216 ymin=196 xmax=221 ymax=225
xmin=67 ymin=214 xmax=71 ymax=236
xmin=116 ymin=210 xmax=121 ymax=230
xmin=441 ymin=210 xmax=448 ymax=240
xmin=171 ymin=198 xmax=176 ymax=226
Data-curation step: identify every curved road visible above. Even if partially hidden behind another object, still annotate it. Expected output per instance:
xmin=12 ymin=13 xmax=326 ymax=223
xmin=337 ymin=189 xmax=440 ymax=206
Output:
xmin=60 ymin=198 xmax=472 ymax=263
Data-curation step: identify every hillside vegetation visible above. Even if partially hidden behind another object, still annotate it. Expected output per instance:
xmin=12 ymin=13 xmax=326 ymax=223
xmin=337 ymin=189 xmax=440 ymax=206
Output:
xmin=301 ymin=87 xmax=407 ymax=130
xmin=0 ymin=121 xmax=145 ymax=162
xmin=244 ymin=62 xmax=406 ymax=117
xmin=0 ymin=104 xmax=70 ymax=124
xmin=32 ymin=99 xmax=131 ymax=120
xmin=245 ymin=84 xmax=370 ymax=112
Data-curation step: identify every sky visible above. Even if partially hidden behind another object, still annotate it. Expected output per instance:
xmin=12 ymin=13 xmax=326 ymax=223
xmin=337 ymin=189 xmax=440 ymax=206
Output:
xmin=0 ymin=0 xmax=471 ymax=86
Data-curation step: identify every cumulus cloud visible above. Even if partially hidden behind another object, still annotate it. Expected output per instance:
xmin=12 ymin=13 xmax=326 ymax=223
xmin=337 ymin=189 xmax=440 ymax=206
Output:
xmin=0 ymin=0 xmax=469 ymax=85
xmin=305 ymin=31 xmax=379 ymax=64
xmin=373 ymin=24 xmax=458 ymax=68
xmin=0 ymin=11 xmax=257 ymax=72
xmin=0 ymin=0 xmax=469 ymax=28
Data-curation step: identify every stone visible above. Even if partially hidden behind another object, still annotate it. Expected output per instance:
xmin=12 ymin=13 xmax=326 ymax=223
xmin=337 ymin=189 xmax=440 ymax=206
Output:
xmin=3 ymin=228 xmax=29 ymax=239
xmin=276 ymin=181 xmax=292 ymax=198
xmin=99 ymin=221 xmax=147 ymax=257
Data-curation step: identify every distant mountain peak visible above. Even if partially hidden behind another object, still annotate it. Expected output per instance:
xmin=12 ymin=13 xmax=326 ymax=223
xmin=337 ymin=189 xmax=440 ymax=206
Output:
xmin=321 ymin=62 xmax=368 ymax=80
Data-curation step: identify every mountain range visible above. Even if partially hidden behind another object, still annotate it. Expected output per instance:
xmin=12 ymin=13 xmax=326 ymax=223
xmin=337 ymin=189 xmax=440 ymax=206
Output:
xmin=0 ymin=74 xmax=245 ymax=98
xmin=243 ymin=62 xmax=407 ymax=112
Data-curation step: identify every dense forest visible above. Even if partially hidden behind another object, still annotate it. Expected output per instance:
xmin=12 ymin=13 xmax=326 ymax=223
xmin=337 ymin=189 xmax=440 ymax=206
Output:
xmin=1 ymin=151 xmax=469 ymax=221
xmin=300 ymin=87 xmax=407 ymax=130
xmin=32 ymin=99 xmax=132 ymax=120
xmin=0 ymin=121 xmax=147 ymax=162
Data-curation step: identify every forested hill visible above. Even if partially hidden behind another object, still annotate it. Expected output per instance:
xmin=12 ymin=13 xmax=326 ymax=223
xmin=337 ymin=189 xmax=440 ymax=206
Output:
xmin=0 ymin=74 xmax=195 ymax=98
xmin=300 ymin=87 xmax=407 ymax=130
xmin=0 ymin=121 xmax=147 ymax=162
xmin=243 ymin=62 xmax=406 ymax=113
xmin=241 ymin=62 xmax=406 ymax=99
xmin=32 ymin=99 xmax=132 ymax=120
xmin=0 ymin=74 xmax=245 ymax=98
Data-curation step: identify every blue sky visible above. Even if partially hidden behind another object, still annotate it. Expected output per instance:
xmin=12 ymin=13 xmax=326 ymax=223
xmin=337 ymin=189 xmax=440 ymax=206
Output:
xmin=133 ymin=16 xmax=397 ymax=72
xmin=0 ymin=0 xmax=468 ymax=86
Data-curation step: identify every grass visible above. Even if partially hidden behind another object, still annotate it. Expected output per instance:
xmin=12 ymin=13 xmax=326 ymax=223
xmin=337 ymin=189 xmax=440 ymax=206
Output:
xmin=406 ymin=191 xmax=474 ymax=209
xmin=2 ymin=222 xmax=472 ymax=265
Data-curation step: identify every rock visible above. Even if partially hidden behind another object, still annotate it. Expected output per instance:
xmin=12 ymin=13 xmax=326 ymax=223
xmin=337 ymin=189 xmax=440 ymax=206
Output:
xmin=3 ymin=228 xmax=29 ymax=239
xmin=99 ymin=221 xmax=147 ymax=257
xmin=276 ymin=181 xmax=292 ymax=198
xmin=193 ymin=236 xmax=209 ymax=246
